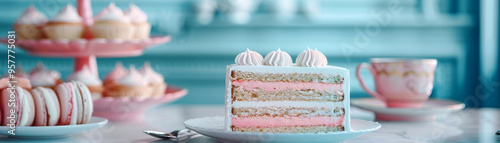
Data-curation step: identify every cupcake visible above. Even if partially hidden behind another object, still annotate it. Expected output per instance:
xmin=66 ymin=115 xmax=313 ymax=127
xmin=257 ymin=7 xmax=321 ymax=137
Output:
xmin=91 ymin=2 xmax=134 ymax=40
xmin=104 ymin=62 xmax=127 ymax=86
xmin=43 ymin=4 xmax=83 ymax=40
xmin=124 ymin=3 xmax=151 ymax=39
xmin=28 ymin=62 xmax=62 ymax=88
xmin=0 ymin=76 xmax=31 ymax=90
xmin=14 ymin=5 xmax=47 ymax=39
xmin=139 ymin=62 xmax=167 ymax=97
xmin=66 ymin=66 xmax=104 ymax=100
xmin=104 ymin=65 xmax=152 ymax=98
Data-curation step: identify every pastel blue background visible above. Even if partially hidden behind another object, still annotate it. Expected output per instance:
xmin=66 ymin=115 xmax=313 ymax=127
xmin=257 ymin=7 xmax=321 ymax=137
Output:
xmin=0 ymin=0 xmax=498 ymax=107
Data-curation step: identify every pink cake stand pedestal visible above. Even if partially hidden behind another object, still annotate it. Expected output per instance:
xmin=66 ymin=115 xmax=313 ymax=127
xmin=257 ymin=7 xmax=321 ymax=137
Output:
xmin=93 ymin=86 xmax=188 ymax=121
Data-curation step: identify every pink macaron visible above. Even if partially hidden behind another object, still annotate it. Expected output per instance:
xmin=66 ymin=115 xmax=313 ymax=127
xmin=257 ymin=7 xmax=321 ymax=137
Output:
xmin=55 ymin=82 xmax=78 ymax=125
xmin=1 ymin=87 xmax=35 ymax=126
xmin=31 ymin=87 xmax=61 ymax=126
xmin=55 ymin=81 xmax=93 ymax=125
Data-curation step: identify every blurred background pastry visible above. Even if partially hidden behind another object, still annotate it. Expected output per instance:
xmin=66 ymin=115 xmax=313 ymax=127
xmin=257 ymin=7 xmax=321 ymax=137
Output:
xmin=42 ymin=4 xmax=83 ymax=40
xmin=91 ymin=2 xmax=134 ymax=40
xmin=66 ymin=66 xmax=104 ymax=100
xmin=104 ymin=62 xmax=127 ymax=86
xmin=14 ymin=5 xmax=46 ymax=40
xmin=124 ymin=3 xmax=150 ymax=39
xmin=139 ymin=62 xmax=166 ymax=97
xmin=104 ymin=65 xmax=152 ymax=99
xmin=28 ymin=62 xmax=62 ymax=88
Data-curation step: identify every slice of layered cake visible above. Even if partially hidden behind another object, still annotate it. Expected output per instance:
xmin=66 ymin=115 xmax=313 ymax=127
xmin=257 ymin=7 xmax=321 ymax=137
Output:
xmin=225 ymin=48 xmax=351 ymax=133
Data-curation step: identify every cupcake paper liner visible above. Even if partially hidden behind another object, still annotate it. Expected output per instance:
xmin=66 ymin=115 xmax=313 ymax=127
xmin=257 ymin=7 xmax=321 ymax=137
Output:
xmin=150 ymin=82 xmax=167 ymax=97
xmin=105 ymin=84 xmax=153 ymax=99
xmin=133 ymin=23 xmax=151 ymax=40
xmin=43 ymin=24 xmax=84 ymax=40
xmin=90 ymin=23 xmax=135 ymax=40
xmin=15 ymin=24 xmax=44 ymax=40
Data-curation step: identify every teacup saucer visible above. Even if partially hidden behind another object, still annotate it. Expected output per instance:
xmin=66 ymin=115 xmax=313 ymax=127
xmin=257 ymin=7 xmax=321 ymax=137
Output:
xmin=351 ymin=98 xmax=465 ymax=121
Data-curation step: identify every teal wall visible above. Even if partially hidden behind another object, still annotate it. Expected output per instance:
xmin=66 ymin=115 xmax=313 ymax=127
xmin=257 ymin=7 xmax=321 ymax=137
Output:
xmin=0 ymin=0 xmax=486 ymax=106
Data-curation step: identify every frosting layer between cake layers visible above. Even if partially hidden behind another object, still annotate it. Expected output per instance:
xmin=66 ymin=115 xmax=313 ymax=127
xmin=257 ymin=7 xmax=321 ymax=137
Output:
xmin=225 ymin=65 xmax=350 ymax=133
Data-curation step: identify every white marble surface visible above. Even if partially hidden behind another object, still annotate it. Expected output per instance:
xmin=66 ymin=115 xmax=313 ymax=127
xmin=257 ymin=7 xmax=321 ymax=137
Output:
xmin=0 ymin=105 xmax=499 ymax=143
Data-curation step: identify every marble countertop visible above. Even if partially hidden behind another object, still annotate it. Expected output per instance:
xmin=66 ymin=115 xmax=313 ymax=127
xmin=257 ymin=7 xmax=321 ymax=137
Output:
xmin=1 ymin=105 xmax=499 ymax=143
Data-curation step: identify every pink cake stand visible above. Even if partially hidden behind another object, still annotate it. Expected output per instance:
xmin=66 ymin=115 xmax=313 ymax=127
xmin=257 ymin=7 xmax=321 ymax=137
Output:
xmin=93 ymin=86 xmax=188 ymax=121
xmin=1 ymin=0 xmax=186 ymax=122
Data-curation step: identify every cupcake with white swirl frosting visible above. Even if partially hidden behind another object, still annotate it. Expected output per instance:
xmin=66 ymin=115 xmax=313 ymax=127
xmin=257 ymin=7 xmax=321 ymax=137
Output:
xmin=104 ymin=65 xmax=152 ymax=98
xmin=66 ymin=66 xmax=104 ymax=100
xmin=140 ymin=62 xmax=167 ymax=97
xmin=14 ymin=5 xmax=47 ymax=39
xmin=124 ymin=3 xmax=151 ymax=39
xmin=91 ymin=2 xmax=134 ymax=40
xmin=43 ymin=4 xmax=83 ymax=40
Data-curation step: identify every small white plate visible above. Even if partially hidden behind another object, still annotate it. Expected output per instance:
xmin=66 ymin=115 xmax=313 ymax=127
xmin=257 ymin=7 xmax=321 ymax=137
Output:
xmin=184 ymin=116 xmax=381 ymax=143
xmin=352 ymin=98 xmax=465 ymax=121
xmin=0 ymin=116 xmax=108 ymax=139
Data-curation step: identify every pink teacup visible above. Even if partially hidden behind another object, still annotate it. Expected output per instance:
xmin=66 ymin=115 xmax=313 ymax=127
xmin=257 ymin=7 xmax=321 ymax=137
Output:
xmin=356 ymin=58 xmax=437 ymax=108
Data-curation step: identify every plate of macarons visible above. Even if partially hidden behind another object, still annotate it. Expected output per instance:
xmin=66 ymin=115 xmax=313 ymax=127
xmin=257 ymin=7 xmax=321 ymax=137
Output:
xmin=0 ymin=79 xmax=108 ymax=138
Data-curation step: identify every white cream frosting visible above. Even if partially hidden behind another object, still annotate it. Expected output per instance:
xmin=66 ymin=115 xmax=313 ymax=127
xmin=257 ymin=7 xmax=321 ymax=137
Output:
xmin=235 ymin=49 xmax=263 ymax=66
xmin=95 ymin=2 xmax=130 ymax=22
xmin=105 ymin=62 xmax=127 ymax=81
xmin=67 ymin=66 xmax=102 ymax=86
xmin=232 ymin=101 xmax=344 ymax=108
xmin=19 ymin=88 xmax=31 ymax=126
xmin=15 ymin=5 xmax=47 ymax=25
xmin=264 ymin=48 xmax=293 ymax=66
xmin=116 ymin=65 xmax=148 ymax=86
xmin=124 ymin=3 xmax=148 ymax=23
xmin=29 ymin=62 xmax=61 ymax=87
xmin=139 ymin=62 xmax=164 ymax=83
xmin=296 ymin=47 xmax=328 ymax=67
xmin=50 ymin=4 xmax=82 ymax=23
xmin=36 ymin=87 xmax=60 ymax=125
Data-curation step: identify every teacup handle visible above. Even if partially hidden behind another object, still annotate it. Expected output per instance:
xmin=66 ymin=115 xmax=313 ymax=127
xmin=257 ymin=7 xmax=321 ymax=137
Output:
xmin=356 ymin=63 xmax=386 ymax=101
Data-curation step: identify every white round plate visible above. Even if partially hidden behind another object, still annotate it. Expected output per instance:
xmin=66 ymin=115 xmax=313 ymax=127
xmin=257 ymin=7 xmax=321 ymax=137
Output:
xmin=184 ymin=116 xmax=381 ymax=143
xmin=352 ymin=98 xmax=465 ymax=121
xmin=0 ymin=116 xmax=108 ymax=139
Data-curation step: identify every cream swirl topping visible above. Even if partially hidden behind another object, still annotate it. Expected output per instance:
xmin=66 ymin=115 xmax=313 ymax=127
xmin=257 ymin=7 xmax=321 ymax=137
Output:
xmin=15 ymin=5 xmax=47 ymax=25
xmin=235 ymin=49 xmax=263 ymax=66
xmin=67 ymin=66 xmax=102 ymax=86
xmin=50 ymin=4 xmax=82 ymax=23
xmin=264 ymin=48 xmax=293 ymax=66
xmin=124 ymin=3 xmax=148 ymax=23
xmin=139 ymin=62 xmax=164 ymax=83
xmin=115 ymin=65 xmax=148 ymax=86
xmin=296 ymin=47 xmax=328 ymax=67
xmin=95 ymin=2 xmax=130 ymax=22
xmin=29 ymin=63 xmax=61 ymax=87
xmin=105 ymin=62 xmax=127 ymax=82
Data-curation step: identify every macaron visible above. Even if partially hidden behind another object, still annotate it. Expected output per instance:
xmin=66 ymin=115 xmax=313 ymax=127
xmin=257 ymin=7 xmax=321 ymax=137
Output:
xmin=55 ymin=82 xmax=78 ymax=125
xmin=1 ymin=87 xmax=35 ymax=126
xmin=31 ymin=87 xmax=61 ymax=126
xmin=55 ymin=81 xmax=93 ymax=125
xmin=72 ymin=81 xmax=93 ymax=124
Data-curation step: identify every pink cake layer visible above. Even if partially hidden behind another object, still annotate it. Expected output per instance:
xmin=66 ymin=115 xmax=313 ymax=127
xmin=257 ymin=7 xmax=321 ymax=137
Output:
xmin=231 ymin=116 xmax=345 ymax=128
xmin=232 ymin=80 xmax=343 ymax=92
